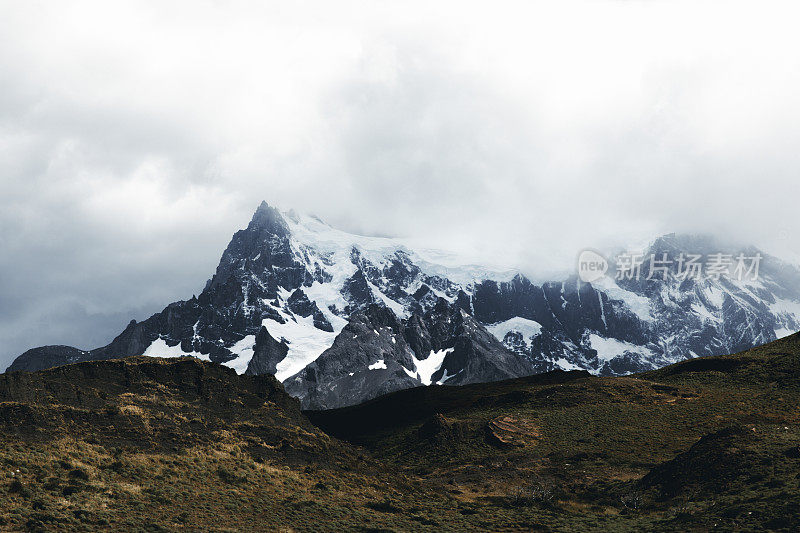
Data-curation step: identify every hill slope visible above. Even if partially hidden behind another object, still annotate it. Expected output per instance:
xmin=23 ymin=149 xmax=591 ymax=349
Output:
xmin=0 ymin=357 xmax=501 ymax=531
xmin=309 ymin=332 xmax=800 ymax=531
xmin=2 ymin=335 xmax=800 ymax=530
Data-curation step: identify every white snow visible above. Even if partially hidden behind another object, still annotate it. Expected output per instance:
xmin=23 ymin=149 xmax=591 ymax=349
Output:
xmin=436 ymin=368 xmax=461 ymax=384
xmin=221 ymin=334 xmax=257 ymax=374
xmin=770 ymin=297 xmax=800 ymax=320
xmin=410 ymin=249 xmax=519 ymax=286
xmin=286 ymin=211 xmax=410 ymax=271
xmin=401 ymin=365 xmax=417 ymax=379
xmin=368 ymin=360 xmax=387 ymax=370
xmin=143 ymin=337 xmax=211 ymax=362
xmin=588 ymin=333 xmax=653 ymax=362
xmin=301 ymin=279 xmax=350 ymax=331
xmin=284 ymin=210 xmax=518 ymax=302
xmin=703 ymin=285 xmax=726 ymax=309
xmin=769 ymin=297 xmax=800 ymax=339
xmin=554 ymin=357 xmax=582 ymax=371
xmin=598 ymin=291 xmax=608 ymax=329
xmin=411 ymin=348 xmax=454 ymax=386
xmin=592 ymin=277 xmax=654 ymax=322
xmin=271 ymin=313 xmax=341 ymax=381
xmin=487 ymin=317 xmax=543 ymax=348
xmin=691 ymin=302 xmax=721 ymax=323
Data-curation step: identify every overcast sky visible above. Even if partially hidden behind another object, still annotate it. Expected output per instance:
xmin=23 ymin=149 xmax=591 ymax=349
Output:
xmin=1 ymin=0 xmax=799 ymax=370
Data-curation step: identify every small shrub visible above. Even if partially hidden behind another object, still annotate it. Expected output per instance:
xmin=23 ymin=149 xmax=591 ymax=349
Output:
xmin=366 ymin=499 xmax=403 ymax=513
xmin=620 ymin=491 xmax=644 ymax=511
xmin=510 ymin=480 xmax=556 ymax=507
xmin=62 ymin=484 xmax=82 ymax=496
xmin=9 ymin=479 xmax=30 ymax=498
xmin=69 ymin=468 xmax=89 ymax=481
xmin=216 ymin=466 xmax=247 ymax=484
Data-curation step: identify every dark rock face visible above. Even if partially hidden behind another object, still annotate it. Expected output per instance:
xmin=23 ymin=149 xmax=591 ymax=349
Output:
xmin=469 ymin=274 xmax=650 ymax=374
xmin=206 ymin=201 xmax=308 ymax=297
xmin=285 ymin=301 xmax=534 ymax=409
xmin=284 ymin=305 xmax=422 ymax=409
xmin=245 ymin=327 xmax=289 ymax=376
xmin=8 ymin=346 xmax=88 ymax=373
xmin=431 ymin=311 xmax=534 ymax=386
xmin=287 ymin=289 xmax=333 ymax=332
xmin=341 ymin=268 xmax=378 ymax=315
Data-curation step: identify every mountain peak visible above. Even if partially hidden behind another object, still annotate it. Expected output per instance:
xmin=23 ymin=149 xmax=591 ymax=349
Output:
xmin=248 ymin=201 xmax=288 ymax=233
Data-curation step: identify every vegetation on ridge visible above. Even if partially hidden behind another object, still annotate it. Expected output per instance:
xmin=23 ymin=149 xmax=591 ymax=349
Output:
xmin=1 ymin=334 xmax=800 ymax=531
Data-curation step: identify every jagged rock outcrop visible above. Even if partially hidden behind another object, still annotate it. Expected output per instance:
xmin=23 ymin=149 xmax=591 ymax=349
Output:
xmin=245 ymin=326 xmax=289 ymax=376
xmin=284 ymin=305 xmax=421 ymax=409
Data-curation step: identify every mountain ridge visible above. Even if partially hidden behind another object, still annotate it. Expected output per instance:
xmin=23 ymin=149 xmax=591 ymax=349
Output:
xmin=9 ymin=202 xmax=800 ymax=409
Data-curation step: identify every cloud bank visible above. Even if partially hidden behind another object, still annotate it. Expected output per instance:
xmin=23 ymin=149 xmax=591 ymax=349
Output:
xmin=1 ymin=0 xmax=799 ymax=369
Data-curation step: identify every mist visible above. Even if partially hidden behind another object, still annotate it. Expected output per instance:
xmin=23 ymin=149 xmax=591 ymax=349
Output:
xmin=1 ymin=0 xmax=799 ymax=369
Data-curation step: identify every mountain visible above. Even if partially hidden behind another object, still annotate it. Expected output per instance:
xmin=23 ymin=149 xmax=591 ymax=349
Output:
xmin=9 ymin=202 xmax=800 ymax=409
xmin=283 ymin=300 xmax=536 ymax=409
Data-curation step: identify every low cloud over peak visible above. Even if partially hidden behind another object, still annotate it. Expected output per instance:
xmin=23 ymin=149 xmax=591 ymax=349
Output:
xmin=1 ymin=0 xmax=799 ymax=369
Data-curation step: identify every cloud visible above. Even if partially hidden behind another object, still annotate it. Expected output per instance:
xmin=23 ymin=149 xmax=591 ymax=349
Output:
xmin=1 ymin=0 xmax=799 ymax=369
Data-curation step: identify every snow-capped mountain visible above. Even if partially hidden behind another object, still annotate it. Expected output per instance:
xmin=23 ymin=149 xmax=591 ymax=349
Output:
xmin=8 ymin=202 xmax=800 ymax=409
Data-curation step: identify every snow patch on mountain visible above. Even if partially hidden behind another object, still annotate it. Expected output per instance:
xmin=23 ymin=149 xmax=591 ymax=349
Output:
xmin=143 ymin=337 xmax=211 ymax=362
xmin=286 ymin=210 xmax=517 ymax=294
xmin=593 ymin=277 xmax=654 ymax=322
xmin=286 ymin=211 xmax=407 ymax=270
xmin=588 ymin=333 xmax=654 ymax=362
xmin=488 ymin=317 xmax=543 ymax=348
xmin=703 ymin=286 xmax=726 ymax=309
xmin=368 ymin=359 xmax=387 ymax=370
xmin=770 ymin=297 xmax=800 ymax=320
xmin=270 ymin=314 xmax=341 ymax=381
xmin=301 ymin=280 xmax=351 ymax=331
xmin=770 ymin=297 xmax=800 ymax=339
xmin=221 ymin=334 xmax=257 ymax=374
xmin=436 ymin=368 xmax=461 ymax=384
xmin=412 ymin=348 xmax=454 ymax=385
xmin=691 ymin=302 xmax=721 ymax=324
xmin=554 ymin=358 xmax=583 ymax=371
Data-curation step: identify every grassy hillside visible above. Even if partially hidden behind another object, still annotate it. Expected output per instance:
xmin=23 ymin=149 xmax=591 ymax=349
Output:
xmin=310 ymin=332 xmax=800 ymax=531
xmin=1 ymin=334 xmax=799 ymax=531
xmin=0 ymin=357 xmax=483 ymax=532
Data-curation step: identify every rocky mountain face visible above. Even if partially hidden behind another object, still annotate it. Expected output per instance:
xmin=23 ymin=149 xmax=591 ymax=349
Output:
xmin=283 ymin=300 xmax=535 ymax=409
xmin=8 ymin=202 xmax=800 ymax=409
